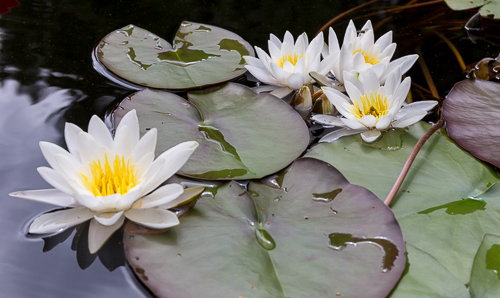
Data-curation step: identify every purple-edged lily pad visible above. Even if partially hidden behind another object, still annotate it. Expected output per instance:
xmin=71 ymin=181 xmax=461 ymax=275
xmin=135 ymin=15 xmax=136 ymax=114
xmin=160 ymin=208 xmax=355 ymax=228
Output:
xmin=443 ymin=79 xmax=500 ymax=167
xmin=124 ymin=158 xmax=406 ymax=297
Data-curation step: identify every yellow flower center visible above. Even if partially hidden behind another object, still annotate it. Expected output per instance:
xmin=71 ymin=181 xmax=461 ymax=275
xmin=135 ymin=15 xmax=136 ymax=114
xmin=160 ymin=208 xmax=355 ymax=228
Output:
xmin=275 ymin=53 xmax=304 ymax=68
xmin=352 ymin=49 xmax=380 ymax=65
xmin=80 ymin=153 xmax=139 ymax=196
xmin=350 ymin=92 xmax=389 ymax=120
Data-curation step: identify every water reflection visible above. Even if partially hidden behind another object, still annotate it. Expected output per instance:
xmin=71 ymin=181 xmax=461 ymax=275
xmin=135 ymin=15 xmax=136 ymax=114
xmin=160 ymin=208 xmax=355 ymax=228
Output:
xmin=0 ymin=79 xmax=146 ymax=297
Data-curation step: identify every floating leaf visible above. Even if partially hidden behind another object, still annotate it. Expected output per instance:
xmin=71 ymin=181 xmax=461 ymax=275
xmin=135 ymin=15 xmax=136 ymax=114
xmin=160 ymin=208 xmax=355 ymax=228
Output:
xmin=113 ymin=83 xmax=309 ymax=180
xmin=443 ymin=79 xmax=500 ymax=167
xmin=306 ymin=122 xmax=500 ymax=293
xmin=470 ymin=234 xmax=500 ymax=297
xmin=124 ymin=158 xmax=405 ymax=297
xmin=445 ymin=0 xmax=500 ymax=19
xmin=97 ymin=22 xmax=254 ymax=89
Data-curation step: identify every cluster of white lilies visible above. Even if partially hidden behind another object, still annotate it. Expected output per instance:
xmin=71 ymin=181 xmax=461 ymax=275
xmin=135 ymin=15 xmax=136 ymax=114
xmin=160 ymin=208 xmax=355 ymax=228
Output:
xmin=244 ymin=20 xmax=438 ymax=143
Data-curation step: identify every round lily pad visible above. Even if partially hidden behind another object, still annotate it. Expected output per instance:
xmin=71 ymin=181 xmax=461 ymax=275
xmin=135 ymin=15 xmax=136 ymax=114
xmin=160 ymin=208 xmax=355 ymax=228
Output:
xmin=97 ymin=22 xmax=254 ymax=89
xmin=443 ymin=78 xmax=500 ymax=168
xmin=124 ymin=158 xmax=406 ymax=297
xmin=113 ymin=82 xmax=310 ymax=180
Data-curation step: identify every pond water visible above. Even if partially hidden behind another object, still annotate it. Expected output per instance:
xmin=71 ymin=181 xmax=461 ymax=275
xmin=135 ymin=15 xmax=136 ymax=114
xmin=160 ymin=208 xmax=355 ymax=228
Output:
xmin=0 ymin=0 xmax=497 ymax=296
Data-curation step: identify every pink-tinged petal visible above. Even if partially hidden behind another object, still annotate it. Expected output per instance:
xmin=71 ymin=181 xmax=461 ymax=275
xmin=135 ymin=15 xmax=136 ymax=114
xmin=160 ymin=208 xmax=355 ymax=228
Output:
xmin=125 ymin=208 xmax=179 ymax=229
xmin=115 ymin=109 xmax=139 ymax=148
xmin=268 ymin=40 xmax=281 ymax=59
xmin=375 ymin=31 xmax=393 ymax=50
xmin=88 ymin=216 xmax=125 ymax=254
xmin=328 ymin=27 xmax=340 ymax=55
xmin=311 ymin=115 xmax=346 ymax=127
xmin=319 ymin=128 xmax=367 ymax=143
xmin=141 ymin=141 xmax=199 ymax=196
xmin=270 ymin=87 xmax=293 ymax=98
xmin=244 ymin=65 xmax=278 ymax=86
xmin=392 ymin=111 xmax=428 ymax=128
xmin=283 ymin=31 xmax=295 ymax=48
xmin=133 ymin=183 xmax=183 ymax=209
xmin=132 ymin=128 xmax=157 ymax=162
xmin=37 ymin=167 xmax=75 ymax=196
xmin=39 ymin=141 xmax=74 ymax=173
xmin=93 ymin=211 xmax=124 ymax=226
xmin=64 ymin=123 xmax=83 ymax=159
xmin=269 ymin=33 xmax=281 ymax=48
xmin=376 ymin=113 xmax=394 ymax=130
xmin=88 ymin=115 xmax=113 ymax=150
xmin=361 ymin=115 xmax=377 ymax=128
xmin=361 ymin=130 xmax=382 ymax=143
xmin=9 ymin=189 xmax=77 ymax=207
xmin=286 ymin=73 xmax=304 ymax=90
xmin=243 ymin=56 xmax=264 ymax=68
xmin=112 ymin=125 xmax=132 ymax=158
xmin=379 ymin=43 xmax=396 ymax=60
xmin=29 ymin=207 xmax=94 ymax=234
xmin=341 ymin=118 xmax=367 ymax=130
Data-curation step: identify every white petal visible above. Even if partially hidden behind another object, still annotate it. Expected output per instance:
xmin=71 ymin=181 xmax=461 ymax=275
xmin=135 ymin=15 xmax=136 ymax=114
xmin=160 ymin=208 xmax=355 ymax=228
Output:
xmin=88 ymin=216 xmax=125 ymax=254
xmin=360 ymin=28 xmax=375 ymax=50
xmin=269 ymin=33 xmax=281 ymax=48
xmin=255 ymin=47 xmax=274 ymax=74
xmin=141 ymin=141 xmax=199 ymax=195
xmin=396 ymin=101 xmax=438 ymax=120
xmin=341 ymin=118 xmax=368 ymax=130
xmin=294 ymin=33 xmax=306 ymax=56
xmin=287 ymin=73 xmax=304 ymax=90
xmin=88 ymin=115 xmax=113 ymax=150
xmin=29 ymin=207 xmax=94 ymax=234
xmin=376 ymin=114 xmax=394 ymax=130
xmin=55 ymin=153 xmax=84 ymax=182
xmin=283 ymin=31 xmax=295 ymax=48
xmin=39 ymin=141 xmax=74 ymax=173
xmin=352 ymin=52 xmax=366 ymax=72
xmin=64 ymin=123 xmax=83 ymax=159
xmin=75 ymin=193 xmax=108 ymax=212
xmin=392 ymin=110 xmax=429 ymax=128
xmin=115 ymin=109 xmax=139 ymax=148
xmin=393 ymin=77 xmax=412 ymax=107
xmin=311 ymin=115 xmax=345 ymax=127
xmin=361 ymin=115 xmax=377 ymax=128
xmin=379 ymin=43 xmax=396 ymax=60
xmin=136 ymin=152 xmax=155 ymax=178
xmin=375 ymin=31 xmax=393 ymax=51
xmin=244 ymin=65 xmax=279 ymax=86
xmin=93 ymin=211 xmax=124 ymax=226
xmin=77 ymin=132 xmax=108 ymax=165
xmin=111 ymin=186 xmax=142 ymax=211
xmin=344 ymin=81 xmax=363 ymax=105
xmin=361 ymin=130 xmax=382 ymax=143
xmin=125 ymin=208 xmax=180 ymax=229
xmin=322 ymin=87 xmax=353 ymax=116
xmin=270 ymin=62 xmax=291 ymax=85
xmin=319 ymin=128 xmax=367 ymax=143
xmin=328 ymin=27 xmax=340 ymax=54
xmin=133 ymin=183 xmax=184 ymax=209
xmin=243 ymin=55 xmax=264 ymax=68
xmin=112 ymin=125 xmax=132 ymax=158
xmin=268 ymin=40 xmax=281 ymax=59
xmin=37 ymin=167 xmax=75 ymax=196
xmin=384 ymin=66 xmax=402 ymax=97
xmin=270 ymin=87 xmax=294 ymax=98
xmin=132 ymin=128 xmax=157 ymax=162
xmin=359 ymin=68 xmax=380 ymax=93
xmin=9 ymin=189 xmax=77 ymax=207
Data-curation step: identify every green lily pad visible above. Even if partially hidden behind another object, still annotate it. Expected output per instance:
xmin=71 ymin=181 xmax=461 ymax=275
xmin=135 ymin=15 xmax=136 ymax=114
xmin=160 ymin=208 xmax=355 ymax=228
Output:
xmin=124 ymin=158 xmax=406 ymax=297
xmin=113 ymin=82 xmax=310 ymax=180
xmin=470 ymin=234 xmax=500 ymax=297
xmin=306 ymin=122 xmax=500 ymax=294
xmin=445 ymin=0 xmax=500 ymax=18
xmin=97 ymin=22 xmax=254 ymax=89
xmin=443 ymin=79 xmax=500 ymax=168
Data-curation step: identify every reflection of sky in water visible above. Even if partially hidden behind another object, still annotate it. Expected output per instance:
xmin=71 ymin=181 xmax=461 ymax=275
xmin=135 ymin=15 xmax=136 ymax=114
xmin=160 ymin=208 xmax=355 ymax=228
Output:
xmin=0 ymin=79 xmax=144 ymax=297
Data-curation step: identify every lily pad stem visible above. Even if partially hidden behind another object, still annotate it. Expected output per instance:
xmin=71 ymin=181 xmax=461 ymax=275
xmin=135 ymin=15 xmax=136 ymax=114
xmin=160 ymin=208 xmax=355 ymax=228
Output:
xmin=384 ymin=119 xmax=444 ymax=207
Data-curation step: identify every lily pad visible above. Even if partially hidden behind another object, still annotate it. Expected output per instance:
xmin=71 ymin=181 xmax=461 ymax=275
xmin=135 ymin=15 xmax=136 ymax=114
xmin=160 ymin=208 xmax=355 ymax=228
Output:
xmin=443 ymin=79 xmax=500 ymax=168
xmin=306 ymin=122 xmax=500 ymax=293
xmin=124 ymin=158 xmax=406 ymax=297
xmin=113 ymin=82 xmax=310 ymax=180
xmin=97 ymin=22 xmax=254 ymax=89
xmin=470 ymin=234 xmax=500 ymax=297
xmin=445 ymin=0 xmax=500 ymax=18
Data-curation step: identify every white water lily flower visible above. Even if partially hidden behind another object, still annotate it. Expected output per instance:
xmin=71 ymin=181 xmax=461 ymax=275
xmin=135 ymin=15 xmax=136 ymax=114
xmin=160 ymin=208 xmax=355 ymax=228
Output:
xmin=9 ymin=110 xmax=198 ymax=253
xmin=320 ymin=19 xmax=418 ymax=90
xmin=312 ymin=68 xmax=438 ymax=143
xmin=243 ymin=31 xmax=335 ymax=98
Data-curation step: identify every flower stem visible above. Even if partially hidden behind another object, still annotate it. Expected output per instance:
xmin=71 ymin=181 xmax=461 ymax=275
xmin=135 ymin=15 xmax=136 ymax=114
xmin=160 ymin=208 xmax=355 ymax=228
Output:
xmin=384 ymin=119 xmax=444 ymax=207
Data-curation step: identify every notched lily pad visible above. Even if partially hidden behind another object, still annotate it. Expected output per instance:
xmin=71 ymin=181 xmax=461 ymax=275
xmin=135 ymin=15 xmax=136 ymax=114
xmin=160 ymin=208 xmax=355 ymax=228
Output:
xmin=97 ymin=21 xmax=254 ymax=89
xmin=443 ymin=79 xmax=500 ymax=168
xmin=124 ymin=158 xmax=406 ymax=297
xmin=113 ymin=82 xmax=310 ymax=180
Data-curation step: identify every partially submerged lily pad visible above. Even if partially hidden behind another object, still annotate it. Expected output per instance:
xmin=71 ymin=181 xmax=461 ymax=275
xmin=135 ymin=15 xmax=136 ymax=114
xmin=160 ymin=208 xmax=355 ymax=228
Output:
xmin=124 ymin=158 xmax=406 ymax=297
xmin=469 ymin=233 xmax=500 ymax=297
xmin=443 ymin=78 xmax=500 ymax=168
xmin=113 ymin=83 xmax=310 ymax=180
xmin=306 ymin=121 xmax=500 ymax=295
xmin=445 ymin=0 xmax=500 ymax=18
xmin=97 ymin=22 xmax=254 ymax=89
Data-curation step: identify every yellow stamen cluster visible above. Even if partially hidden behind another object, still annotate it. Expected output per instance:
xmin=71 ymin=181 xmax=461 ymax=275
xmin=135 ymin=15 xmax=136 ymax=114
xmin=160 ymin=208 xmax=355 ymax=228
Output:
xmin=80 ymin=153 xmax=139 ymax=196
xmin=275 ymin=53 xmax=304 ymax=68
xmin=350 ymin=92 xmax=389 ymax=120
xmin=352 ymin=49 xmax=380 ymax=65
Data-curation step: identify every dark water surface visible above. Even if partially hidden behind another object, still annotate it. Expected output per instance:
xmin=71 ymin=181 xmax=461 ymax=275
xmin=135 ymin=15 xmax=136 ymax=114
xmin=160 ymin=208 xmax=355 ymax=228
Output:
xmin=0 ymin=0 xmax=496 ymax=296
